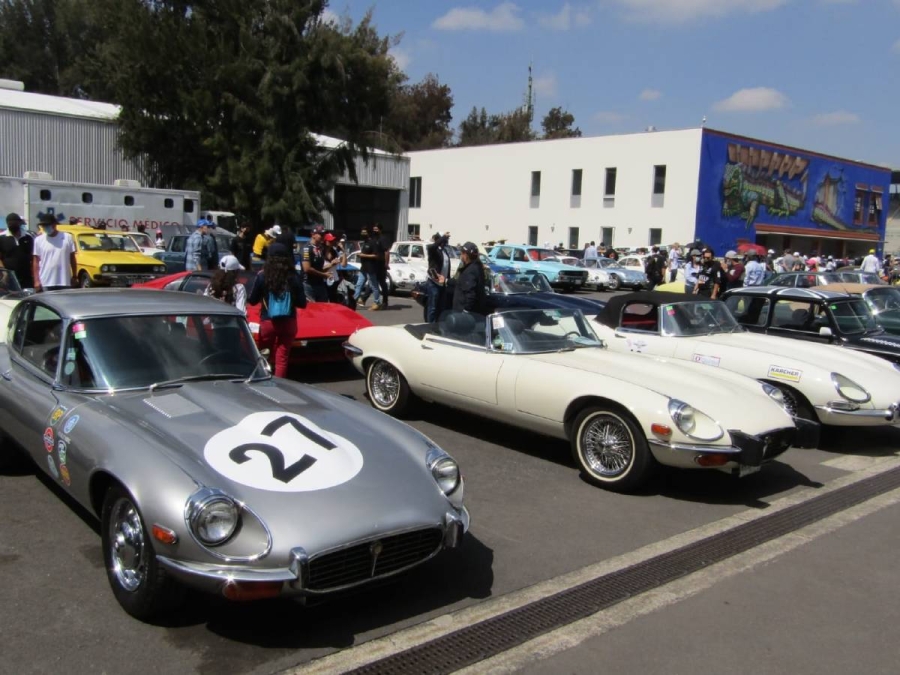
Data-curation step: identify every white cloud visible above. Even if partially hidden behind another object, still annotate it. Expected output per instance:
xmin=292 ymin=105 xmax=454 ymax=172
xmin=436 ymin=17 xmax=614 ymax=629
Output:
xmin=320 ymin=8 xmax=339 ymax=24
xmin=533 ymin=73 xmax=558 ymax=97
xmin=390 ymin=48 xmax=411 ymax=71
xmin=811 ymin=111 xmax=860 ymax=127
xmin=433 ymin=2 xmax=525 ymax=31
xmin=639 ymin=88 xmax=662 ymax=101
xmin=713 ymin=87 xmax=789 ymax=112
xmin=608 ymin=0 xmax=787 ymax=23
xmin=593 ymin=111 xmax=627 ymax=124
xmin=538 ymin=3 xmax=592 ymax=30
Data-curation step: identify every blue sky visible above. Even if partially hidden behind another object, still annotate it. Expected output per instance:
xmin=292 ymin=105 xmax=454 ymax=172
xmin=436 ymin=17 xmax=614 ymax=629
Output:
xmin=325 ymin=0 xmax=900 ymax=168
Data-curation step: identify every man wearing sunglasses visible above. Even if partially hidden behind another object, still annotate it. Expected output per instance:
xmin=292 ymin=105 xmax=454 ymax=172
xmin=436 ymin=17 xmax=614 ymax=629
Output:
xmin=694 ymin=248 xmax=727 ymax=299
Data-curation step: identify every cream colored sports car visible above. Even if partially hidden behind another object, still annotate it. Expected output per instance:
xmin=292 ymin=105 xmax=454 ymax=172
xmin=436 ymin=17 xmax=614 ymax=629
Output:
xmin=345 ymin=308 xmax=797 ymax=493
xmin=593 ymin=292 xmax=900 ymax=435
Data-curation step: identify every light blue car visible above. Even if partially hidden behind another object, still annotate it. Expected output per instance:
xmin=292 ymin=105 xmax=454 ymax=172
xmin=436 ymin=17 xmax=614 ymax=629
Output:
xmin=488 ymin=244 xmax=589 ymax=291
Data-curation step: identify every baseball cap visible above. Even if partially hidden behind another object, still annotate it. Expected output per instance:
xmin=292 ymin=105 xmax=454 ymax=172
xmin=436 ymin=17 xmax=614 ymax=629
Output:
xmin=38 ymin=212 xmax=56 ymax=226
xmin=271 ymin=224 xmax=282 ymax=236
xmin=312 ymin=225 xmax=325 ymax=235
xmin=767 ymin=249 xmax=775 ymax=254
xmin=793 ymin=251 xmax=800 ymax=256
xmin=869 ymin=249 xmax=875 ymax=254
xmin=219 ymin=254 xmax=244 ymax=271
xmin=195 ymin=219 xmax=209 ymax=228
xmin=460 ymin=241 xmax=479 ymax=256
xmin=689 ymin=248 xmax=701 ymax=256
xmin=324 ymin=232 xmax=336 ymax=242
xmin=5 ymin=212 xmax=24 ymax=226
xmin=725 ymin=250 xmax=738 ymax=259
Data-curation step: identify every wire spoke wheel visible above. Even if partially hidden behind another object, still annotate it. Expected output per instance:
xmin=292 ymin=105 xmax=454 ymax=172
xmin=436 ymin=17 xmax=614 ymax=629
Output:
xmin=571 ymin=407 xmax=654 ymax=492
xmin=581 ymin=413 xmax=635 ymax=477
xmin=366 ymin=359 xmax=412 ymax=416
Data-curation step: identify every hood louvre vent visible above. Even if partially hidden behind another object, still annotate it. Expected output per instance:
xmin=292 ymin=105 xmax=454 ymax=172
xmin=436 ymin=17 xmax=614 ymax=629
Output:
xmin=143 ymin=394 xmax=203 ymax=418
xmin=250 ymin=385 xmax=309 ymax=406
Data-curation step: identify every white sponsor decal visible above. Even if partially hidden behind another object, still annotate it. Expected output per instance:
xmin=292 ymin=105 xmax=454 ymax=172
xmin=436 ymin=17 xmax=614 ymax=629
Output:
xmin=691 ymin=353 xmax=721 ymax=367
xmin=204 ymin=412 xmax=363 ymax=492
xmin=767 ymin=365 xmax=802 ymax=383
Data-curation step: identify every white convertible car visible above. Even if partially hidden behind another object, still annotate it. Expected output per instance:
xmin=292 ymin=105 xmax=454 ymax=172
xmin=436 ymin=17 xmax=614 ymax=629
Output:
xmin=593 ymin=292 xmax=900 ymax=436
xmin=345 ymin=308 xmax=797 ymax=493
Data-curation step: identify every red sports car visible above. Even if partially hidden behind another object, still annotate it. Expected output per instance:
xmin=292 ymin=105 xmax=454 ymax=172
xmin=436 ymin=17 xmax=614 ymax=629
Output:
xmin=135 ymin=270 xmax=371 ymax=363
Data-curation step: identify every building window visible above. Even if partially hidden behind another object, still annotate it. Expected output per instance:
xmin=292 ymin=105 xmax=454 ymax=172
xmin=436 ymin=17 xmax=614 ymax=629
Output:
xmin=531 ymin=171 xmax=541 ymax=197
xmin=39 ymin=189 xmax=51 ymax=201
xmin=164 ymin=198 xmax=174 ymax=209
xmin=568 ymin=227 xmax=579 ymax=249
xmin=653 ymin=165 xmax=667 ymax=195
xmin=604 ymin=168 xmax=617 ymax=197
xmin=601 ymin=227 xmax=614 ymax=248
xmin=527 ymin=226 xmax=538 ymax=246
xmin=81 ymin=192 xmax=93 ymax=204
xmin=869 ymin=191 xmax=882 ymax=226
xmin=408 ymin=223 xmax=420 ymax=238
xmin=184 ymin=199 xmax=195 ymax=213
xmin=571 ymin=169 xmax=583 ymax=196
xmin=409 ymin=177 xmax=422 ymax=208
xmin=124 ymin=196 xmax=135 ymax=206
xmin=854 ymin=189 xmax=865 ymax=224
xmin=649 ymin=228 xmax=662 ymax=246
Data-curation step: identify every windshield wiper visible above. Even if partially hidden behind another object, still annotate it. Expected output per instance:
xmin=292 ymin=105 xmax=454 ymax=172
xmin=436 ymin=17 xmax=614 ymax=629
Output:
xmin=148 ymin=373 xmax=246 ymax=393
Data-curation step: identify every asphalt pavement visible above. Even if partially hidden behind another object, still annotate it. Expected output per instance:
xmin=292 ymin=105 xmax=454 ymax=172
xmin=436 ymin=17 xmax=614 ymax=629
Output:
xmin=1 ymin=287 xmax=899 ymax=675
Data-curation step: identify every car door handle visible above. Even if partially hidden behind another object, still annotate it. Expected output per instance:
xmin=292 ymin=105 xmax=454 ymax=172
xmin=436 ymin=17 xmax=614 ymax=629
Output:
xmin=1 ymin=371 xmax=11 ymax=381
xmin=421 ymin=344 xmax=433 ymax=350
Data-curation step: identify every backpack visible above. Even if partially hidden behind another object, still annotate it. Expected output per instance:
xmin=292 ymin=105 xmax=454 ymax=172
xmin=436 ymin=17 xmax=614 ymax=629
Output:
xmin=266 ymin=289 xmax=293 ymax=319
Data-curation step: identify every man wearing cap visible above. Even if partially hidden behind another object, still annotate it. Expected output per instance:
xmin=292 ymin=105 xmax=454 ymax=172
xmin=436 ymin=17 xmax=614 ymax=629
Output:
xmin=781 ymin=249 xmax=795 ymax=275
xmin=694 ymin=248 xmax=726 ymax=299
xmin=354 ymin=228 xmax=382 ymax=310
xmin=644 ymin=245 xmax=667 ymax=291
xmin=1 ymin=212 xmax=35 ymax=288
xmin=184 ymin=219 xmax=208 ymax=271
xmin=253 ymin=225 xmax=279 ymax=261
xmin=723 ymin=250 xmax=744 ymax=290
xmin=451 ymin=242 xmax=487 ymax=314
xmin=32 ymin=213 xmax=77 ymax=292
xmin=743 ymin=254 xmax=765 ymax=286
xmin=861 ymin=248 xmax=880 ymax=274
xmin=205 ymin=255 xmax=247 ymax=314
xmin=202 ymin=218 xmax=219 ymax=270
xmin=302 ymin=226 xmax=330 ymax=302
xmin=426 ymin=232 xmax=452 ymax=322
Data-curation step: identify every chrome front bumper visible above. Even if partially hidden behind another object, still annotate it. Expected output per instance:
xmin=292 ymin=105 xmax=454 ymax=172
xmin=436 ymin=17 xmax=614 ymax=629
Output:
xmin=648 ymin=427 xmax=795 ymax=471
xmin=814 ymin=401 xmax=900 ymax=425
xmin=156 ymin=508 xmax=469 ymax=597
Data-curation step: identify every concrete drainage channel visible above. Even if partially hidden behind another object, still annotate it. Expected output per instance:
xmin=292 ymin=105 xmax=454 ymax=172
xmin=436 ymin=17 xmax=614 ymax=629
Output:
xmin=309 ymin=463 xmax=900 ymax=675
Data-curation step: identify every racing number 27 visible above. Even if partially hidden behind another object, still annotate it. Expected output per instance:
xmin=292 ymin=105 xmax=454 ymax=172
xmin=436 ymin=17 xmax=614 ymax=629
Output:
xmin=228 ymin=416 xmax=336 ymax=484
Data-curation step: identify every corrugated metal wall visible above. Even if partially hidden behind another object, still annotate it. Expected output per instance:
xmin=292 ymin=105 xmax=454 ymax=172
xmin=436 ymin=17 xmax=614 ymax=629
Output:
xmin=330 ymin=151 xmax=410 ymax=234
xmin=0 ymin=109 xmax=144 ymax=184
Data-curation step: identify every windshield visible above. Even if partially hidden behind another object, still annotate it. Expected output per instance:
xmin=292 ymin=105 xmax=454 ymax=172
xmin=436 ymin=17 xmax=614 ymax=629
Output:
xmin=60 ymin=313 xmax=262 ymax=390
xmin=0 ymin=268 xmax=22 ymax=296
xmin=527 ymin=248 xmax=560 ymax=262
xmin=865 ymin=288 xmax=900 ymax=313
xmin=661 ymin=301 xmax=743 ymax=336
xmin=129 ymin=233 xmax=154 ymax=248
xmin=76 ymin=233 xmax=141 ymax=253
xmin=828 ymin=299 xmax=878 ymax=335
xmin=490 ymin=309 xmax=603 ymax=353
xmin=493 ymin=272 xmax=552 ymax=294
xmin=390 ymin=252 xmax=405 ymax=264
xmin=593 ymin=258 xmax=621 ymax=270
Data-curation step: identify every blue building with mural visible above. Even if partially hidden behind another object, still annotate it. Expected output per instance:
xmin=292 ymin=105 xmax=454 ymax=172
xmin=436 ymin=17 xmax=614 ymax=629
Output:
xmin=695 ymin=129 xmax=891 ymax=258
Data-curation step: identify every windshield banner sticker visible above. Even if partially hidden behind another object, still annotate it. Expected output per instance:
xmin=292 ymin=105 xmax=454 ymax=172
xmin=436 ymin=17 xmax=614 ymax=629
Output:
xmin=767 ymin=365 xmax=802 ymax=383
xmin=204 ymin=412 xmax=363 ymax=492
xmin=691 ymin=353 xmax=721 ymax=367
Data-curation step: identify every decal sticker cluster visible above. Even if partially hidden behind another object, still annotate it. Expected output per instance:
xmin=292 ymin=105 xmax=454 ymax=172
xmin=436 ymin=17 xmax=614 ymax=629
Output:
xmin=63 ymin=415 xmax=80 ymax=435
xmin=767 ymin=365 xmax=802 ymax=383
xmin=204 ymin=412 xmax=363 ymax=492
xmin=625 ymin=337 xmax=647 ymax=353
xmin=56 ymin=440 xmax=67 ymax=465
xmin=46 ymin=455 xmax=59 ymax=480
xmin=43 ymin=427 xmax=54 ymax=453
xmin=49 ymin=406 xmax=67 ymax=426
xmin=72 ymin=322 xmax=87 ymax=340
xmin=691 ymin=353 xmax=721 ymax=367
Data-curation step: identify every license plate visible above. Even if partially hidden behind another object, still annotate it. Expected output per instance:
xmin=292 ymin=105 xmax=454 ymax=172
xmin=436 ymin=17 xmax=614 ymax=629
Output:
xmin=737 ymin=464 xmax=761 ymax=477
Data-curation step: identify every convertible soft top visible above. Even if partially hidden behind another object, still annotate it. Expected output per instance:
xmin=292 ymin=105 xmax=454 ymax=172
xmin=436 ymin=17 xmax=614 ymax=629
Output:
xmin=27 ymin=288 xmax=244 ymax=320
xmin=595 ymin=291 xmax=711 ymax=329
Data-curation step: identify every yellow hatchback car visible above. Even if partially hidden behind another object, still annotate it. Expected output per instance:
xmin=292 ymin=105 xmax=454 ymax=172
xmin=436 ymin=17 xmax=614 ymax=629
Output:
xmin=60 ymin=226 xmax=167 ymax=288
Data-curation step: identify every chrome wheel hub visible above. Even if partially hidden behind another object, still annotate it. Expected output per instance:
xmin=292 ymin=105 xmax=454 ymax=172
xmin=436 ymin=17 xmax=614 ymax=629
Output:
xmin=370 ymin=362 xmax=400 ymax=407
xmin=582 ymin=414 xmax=633 ymax=477
xmin=109 ymin=499 xmax=146 ymax=592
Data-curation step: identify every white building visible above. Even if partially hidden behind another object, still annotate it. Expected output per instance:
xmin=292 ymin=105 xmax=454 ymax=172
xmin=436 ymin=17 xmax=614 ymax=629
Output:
xmin=408 ymin=128 xmax=702 ymax=250
xmin=407 ymin=127 xmax=892 ymax=259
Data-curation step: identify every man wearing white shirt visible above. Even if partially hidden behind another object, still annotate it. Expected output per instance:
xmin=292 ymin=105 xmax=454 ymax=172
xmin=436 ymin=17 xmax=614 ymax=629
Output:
xmin=860 ymin=249 xmax=880 ymax=274
xmin=584 ymin=240 xmax=598 ymax=260
xmin=32 ymin=213 xmax=77 ymax=292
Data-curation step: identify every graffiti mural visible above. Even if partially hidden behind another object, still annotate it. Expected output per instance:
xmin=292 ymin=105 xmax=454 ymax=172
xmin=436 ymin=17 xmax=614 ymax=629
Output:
xmin=811 ymin=171 xmax=849 ymax=230
xmin=721 ymin=143 xmax=808 ymax=228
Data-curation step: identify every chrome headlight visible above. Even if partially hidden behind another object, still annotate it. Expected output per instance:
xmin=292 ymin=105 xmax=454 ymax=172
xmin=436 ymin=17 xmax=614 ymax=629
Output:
xmin=109 ymin=265 xmax=117 ymax=272
xmin=101 ymin=265 xmax=109 ymax=273
xmin=668 ymin=399 xmax=724 ymax=441
xmin=426 ymin=443 xmax=462 ymax=504
xmin=155 ymin=266 xmax=165 ymax=273
xmin=186 ymin=488 xmax=239 ymax=546
xmin=761 ymin=383 xmax=785 ymax=406
xmin=831 ymin=373 xmax=871 ymax=403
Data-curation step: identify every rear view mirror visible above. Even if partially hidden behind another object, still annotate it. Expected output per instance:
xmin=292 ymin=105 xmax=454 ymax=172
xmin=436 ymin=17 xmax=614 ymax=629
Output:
xmin=819 ymin=326 xmax=832 ymax=337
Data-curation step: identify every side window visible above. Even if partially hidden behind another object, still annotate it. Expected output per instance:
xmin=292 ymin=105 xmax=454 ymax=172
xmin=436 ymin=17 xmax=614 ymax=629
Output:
xmin=8 ymin=303 xmax=27 ymax=350
xmin=19 ymin=304 xmax=64 ymax=377
xmin=182 ymin=277 xmax=211 ymax=294
xmin=171 ymin=237 xmax=185 ymax=253
xmin=771 ymin=301 xmax=815 ymax=330
xmin=772 ymin=275 xmax=795 ymax=287
xmin=513 ymin=249 xmax=528 ymax=263
xmin=620 ymin=302 xmax=659 ymax=332
xmin=411 ymin=245 xmax=424 ymax=258
xmin=396 ymin=244 xmax=410 ymax=257
xmin=725 ymin=296 xmax=770 ymax=327
xmin=494 ymin=247 xmax=511 ymax=261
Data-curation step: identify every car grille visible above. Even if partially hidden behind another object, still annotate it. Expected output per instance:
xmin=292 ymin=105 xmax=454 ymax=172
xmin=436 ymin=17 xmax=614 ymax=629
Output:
xmin=291 ymin=337 xmax=345 ymax=353
xmin=558 ymin=271 xmax=588 ymax=281
xmin=307 ymin=528 xmax=444 ymax=591
xmin=107 ymin=264 xmax=160 ymax=274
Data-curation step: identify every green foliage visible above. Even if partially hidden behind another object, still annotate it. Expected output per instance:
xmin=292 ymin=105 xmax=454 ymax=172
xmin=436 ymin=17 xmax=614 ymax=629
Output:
xmin=383 ymin=73 xmax=454 ymax=151
xmin=457 ymin=106 xmax=535 ymax=147
xmin=541 ymin=106 xmax=581 ymax=140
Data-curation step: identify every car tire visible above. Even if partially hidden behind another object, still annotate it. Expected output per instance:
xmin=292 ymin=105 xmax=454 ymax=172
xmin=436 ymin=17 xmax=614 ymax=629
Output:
xmin=79 ymin=271 xmax=93 ymax=288
xmin=606 ymin=275 xmax=621 ymax=291
xmin=571 ymin=406 xmax=654 ymax=492
xmin=0 ymin=433 xmax=27 ymax=473
xmin=101 ymin=484 xmax=183 ymax=621
xmin=366 ymin=359 xmax=413 ymax=417
xmin=386 ymin=276 xmax=395 ymax=295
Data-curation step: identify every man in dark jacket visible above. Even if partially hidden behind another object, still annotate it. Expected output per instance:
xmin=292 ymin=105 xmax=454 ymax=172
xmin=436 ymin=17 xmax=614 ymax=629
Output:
xmin=452 ymin=242 xmax=487 ymax=314
xmin=425 ymin=232 xmax=452 ymax=322
xmin=0 ymin=212 xmax=35 ymax=288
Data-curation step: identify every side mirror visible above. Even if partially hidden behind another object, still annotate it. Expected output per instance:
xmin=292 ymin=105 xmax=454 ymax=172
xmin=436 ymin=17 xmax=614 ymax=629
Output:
xmin=819 ymin=326 xmax=833 ymax=337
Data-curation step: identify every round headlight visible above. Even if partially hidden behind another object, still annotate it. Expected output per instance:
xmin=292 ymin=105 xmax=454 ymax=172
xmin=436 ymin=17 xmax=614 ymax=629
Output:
xmin=761 ymin=383 xmax=785 ymax=405
xmin=101 ymin=265 xmax=108 ymax=273
xmin=668 ymin=399 xmax=695 ymax=434
xmin=156 ymin=266 xmax=165 ymax=273
xmin=187 ymin=490 xmax=239 ymax=546
xmin=432 ymin=457 xmax=460 ymax=495
xmin=109 ymin=265 xmax=117 ymax=272
xmin=831 ymin=373 xmax=871 ymax=403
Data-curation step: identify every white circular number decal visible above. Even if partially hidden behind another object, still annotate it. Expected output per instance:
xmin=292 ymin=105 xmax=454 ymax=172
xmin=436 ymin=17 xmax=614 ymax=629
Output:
xmin=204 ymin=412 xmax=363 ymax=492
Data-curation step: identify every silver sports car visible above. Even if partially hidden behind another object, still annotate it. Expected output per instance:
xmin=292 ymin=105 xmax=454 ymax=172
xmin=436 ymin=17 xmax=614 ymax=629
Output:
xmin=0 ymin=290 xmax=468 ymax=620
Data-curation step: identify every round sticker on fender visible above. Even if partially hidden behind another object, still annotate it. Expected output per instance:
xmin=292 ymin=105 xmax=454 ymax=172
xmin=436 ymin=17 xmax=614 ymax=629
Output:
xmin=204 ymin=412 xmax=363 ymax=492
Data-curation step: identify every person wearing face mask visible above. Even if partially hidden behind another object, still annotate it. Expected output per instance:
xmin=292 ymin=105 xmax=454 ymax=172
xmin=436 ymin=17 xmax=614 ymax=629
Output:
xmin=683 ymin=249 xmax=701 ymax=294
xmin=32 ymin=213 xmax=77 ymax=292
xmin=426 ymin=232 xmax=452 ymax=322
xmin=0 ymin=212 xmax=35 ymax=288
xmin=694 ymin=248 xmax=726 ymax=299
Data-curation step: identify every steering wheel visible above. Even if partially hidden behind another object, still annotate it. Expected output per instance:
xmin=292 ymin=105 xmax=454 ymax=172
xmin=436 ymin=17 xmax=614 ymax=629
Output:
xmin=199 ymin=350 xmax=232 ymax=366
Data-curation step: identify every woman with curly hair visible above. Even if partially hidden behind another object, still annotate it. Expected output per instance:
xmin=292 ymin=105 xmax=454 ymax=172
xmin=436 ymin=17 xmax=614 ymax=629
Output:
xmin=247 ymin=248 xmax=306 ymax=377
xmin=204 ymin=255 xmax=247 ymax=314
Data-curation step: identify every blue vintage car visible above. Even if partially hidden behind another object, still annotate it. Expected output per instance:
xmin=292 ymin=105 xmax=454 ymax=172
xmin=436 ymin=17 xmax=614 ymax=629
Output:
xmin=488 ymin=244 xmax=589 ymax=291
xmin=154 ymin=231 xmax=236 ymax=274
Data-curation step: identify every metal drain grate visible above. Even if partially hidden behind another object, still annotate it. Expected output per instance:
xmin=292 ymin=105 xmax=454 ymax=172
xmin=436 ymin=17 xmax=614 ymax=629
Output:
xmin=347 ymin=466 xmax=900 ymax=675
